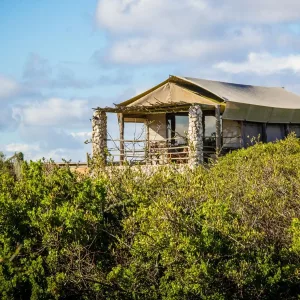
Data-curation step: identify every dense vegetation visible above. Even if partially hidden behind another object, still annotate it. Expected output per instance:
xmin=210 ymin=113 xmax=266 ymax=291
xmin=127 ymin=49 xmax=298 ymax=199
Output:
xmin=1 ymin=135 xmax=300 ymax=299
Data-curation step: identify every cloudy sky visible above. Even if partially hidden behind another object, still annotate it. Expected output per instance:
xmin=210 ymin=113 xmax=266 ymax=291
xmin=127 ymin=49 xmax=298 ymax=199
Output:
xmin=1 ymin=0 xmax=300 ymax=161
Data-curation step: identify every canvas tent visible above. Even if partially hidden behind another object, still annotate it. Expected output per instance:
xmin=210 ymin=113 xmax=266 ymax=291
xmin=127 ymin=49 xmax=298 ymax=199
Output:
xmin=92 ymin=75 xmax=300 ymax=165
xmin=118 ymin=75 xmax=300 ymax=123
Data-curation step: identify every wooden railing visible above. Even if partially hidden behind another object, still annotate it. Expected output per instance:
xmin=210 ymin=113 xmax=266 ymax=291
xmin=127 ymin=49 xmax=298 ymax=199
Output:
xmin=106 ymin=135 xmax=224 ymax=165
xmin=107 ymin=137 xmax=189 ymax=165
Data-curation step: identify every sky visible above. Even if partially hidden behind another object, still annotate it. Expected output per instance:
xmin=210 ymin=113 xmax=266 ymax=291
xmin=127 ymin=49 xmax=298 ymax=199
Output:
xmin=1 ymin=0 xmax=300 ymax=161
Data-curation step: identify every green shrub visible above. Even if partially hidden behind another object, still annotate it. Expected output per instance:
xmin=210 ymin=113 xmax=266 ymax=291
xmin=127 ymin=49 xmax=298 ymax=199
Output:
xmin=1 ymin=136 xmax=300 ymax=299
xmin=0 ymin=162 xmax=109 ymax=299
xmin=110 ymin=136 xmax=300 ymax=299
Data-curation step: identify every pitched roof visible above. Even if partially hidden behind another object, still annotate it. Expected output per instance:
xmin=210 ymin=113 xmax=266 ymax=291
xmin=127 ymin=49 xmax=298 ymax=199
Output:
xmin=118 ymin=75 xmax=300 ymax=109
xmin=180 ymin=76 xmax=300 ymax=109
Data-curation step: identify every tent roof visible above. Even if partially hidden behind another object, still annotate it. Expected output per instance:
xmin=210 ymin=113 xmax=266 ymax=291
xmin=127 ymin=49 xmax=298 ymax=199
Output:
xmin=118 ymin=75 xmax=300 ymax=110
xmin=182 ymin=76 xmax=300 ymax=109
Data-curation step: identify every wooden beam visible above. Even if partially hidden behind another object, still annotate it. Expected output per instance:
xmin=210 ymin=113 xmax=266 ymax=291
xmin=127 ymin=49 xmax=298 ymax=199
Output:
xmin=93 ymin=102 xmax=220 ymax=114
xmin=145 ymin=120 xmax=150 ymax=164
xmin=215 ymin=105 xmax=221 ymax=154
xmin=202 ymin=113 xmax=205 ymax=139
xmin=118 ymin=113 xmax=125 ymax=165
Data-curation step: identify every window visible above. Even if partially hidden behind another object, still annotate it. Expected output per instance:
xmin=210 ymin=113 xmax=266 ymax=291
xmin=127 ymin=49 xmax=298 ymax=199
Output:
xmin=167 ymin=112 xmax=218 ymax=146
xmin=167 ymin=113 xmax=189 ymax=145
xmin=242 ymin=122 xmax=287 ymax=146
xmin=242 ymin=122 xmax=263 ymax=147
xmin=266 ymin=124 xmax=285 ymax=142
xmin=205 ymin=116 xmax=217 ymax=138
xmin=204 ymin=115 xmax=217 ymax=149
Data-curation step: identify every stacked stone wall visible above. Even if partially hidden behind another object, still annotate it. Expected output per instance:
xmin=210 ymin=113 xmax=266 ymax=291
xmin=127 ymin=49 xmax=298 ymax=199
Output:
xmin=92 ymin=111 xmax=107 ymax=159
xmin=188 ymin=105 xmax=203 ymax=166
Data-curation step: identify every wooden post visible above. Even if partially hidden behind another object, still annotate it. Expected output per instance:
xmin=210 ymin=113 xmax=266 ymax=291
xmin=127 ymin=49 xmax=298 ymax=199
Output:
xmin=86 ymin=153 xmax=90 ymax=167
xmin=118 ymin=113 xmax=125 ymax=165
xmin=202 ymin=113 xmax=205 ymax=139
xmin=145 ymin=120 xmax=150 ymax=164
xmin=215 ymin=105 xmax=221 ymax=155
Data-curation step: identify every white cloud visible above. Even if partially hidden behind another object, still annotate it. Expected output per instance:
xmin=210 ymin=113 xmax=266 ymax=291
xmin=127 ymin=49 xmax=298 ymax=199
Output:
xmin=70 ymin=131 xmax=92 ymax=144
xmin=13 ymin=98 xmax=90 ymax=127
xmin=0 ymin=75 xmax=39 ymax=131
xmin=4 ymin=143 xmax=41 ymax=156
xmin=96 ymin=0 xmax=300 ymax=36
xmin=4 ymin=144 xmax=88 ymax=162
xmin=214 ymin=52 xmax=300 ymax=75
xmin=219 ymin=1 xmax=300 ymax=23
xmin=0 ymin=73 xmax=41 ymax=102
xmin=96 ymin=0 xmax=210 ymax=38
xmin=3 ymin=131 xmax=91 ymax=162
xmin=5 ymin=143 xmax=41 ymax=153
xmin=105 ymin=28 xmax=263 ymax=64
xmin=27 ymin=148 xmax=89 ymax=162
xmin=0 ymin=75 xmax=20 ymax=99
xmin=2 ymin=88 xmax=136 ymax=161
xmin=70 ymin=131 xmax=92 ymax=139
xmin=8 ymin=98 xmax=93 ymax=161
xmin=108 ymin=38 xmax=169 ymax=64
xmin=95 ymin=0 xmax=300 ymax=65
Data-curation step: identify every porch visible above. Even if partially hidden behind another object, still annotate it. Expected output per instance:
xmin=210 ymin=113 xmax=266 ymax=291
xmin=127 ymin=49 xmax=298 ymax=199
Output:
xmin=92 ymin=102 xmax=222 ymax=166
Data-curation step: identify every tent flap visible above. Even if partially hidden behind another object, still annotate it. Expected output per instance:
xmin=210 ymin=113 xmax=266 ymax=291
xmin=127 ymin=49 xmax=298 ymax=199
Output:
xmin=223 ymin=101 xmax=300 ymax=123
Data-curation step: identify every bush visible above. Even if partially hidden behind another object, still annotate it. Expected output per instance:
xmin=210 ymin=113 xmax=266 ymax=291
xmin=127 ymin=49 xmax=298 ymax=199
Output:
xmin=0 ymin=162 xmax=109 ymax=299
xmin=1 ymin=136 xmax=300 ymax=299
xmin=110 ymin=136 xmax=300 ymax=299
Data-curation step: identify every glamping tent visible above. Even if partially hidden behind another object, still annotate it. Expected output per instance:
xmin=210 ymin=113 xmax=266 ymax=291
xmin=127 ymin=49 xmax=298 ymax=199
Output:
xmin=92 ymin=75 xmax=300 ymax=165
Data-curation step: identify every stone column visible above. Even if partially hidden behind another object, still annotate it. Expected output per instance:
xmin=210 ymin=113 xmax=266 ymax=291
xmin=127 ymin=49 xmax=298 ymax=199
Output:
xmin=92 ymin=110 xmax=107 ymax=161
xmin=188 ymin=105 xmax=203 ymax=167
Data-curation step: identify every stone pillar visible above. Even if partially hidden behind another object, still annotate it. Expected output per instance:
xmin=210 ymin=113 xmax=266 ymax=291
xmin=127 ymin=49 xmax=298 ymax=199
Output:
xmin=92 ymin=110 xmax=107 ymax=161
xmin=188 ymin=105 xmax=203 ymax=166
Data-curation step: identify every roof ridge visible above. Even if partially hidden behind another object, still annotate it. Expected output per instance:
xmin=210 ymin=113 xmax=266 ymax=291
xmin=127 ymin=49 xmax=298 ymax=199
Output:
xmin=182 ymin=76 xmax=281 ymax=89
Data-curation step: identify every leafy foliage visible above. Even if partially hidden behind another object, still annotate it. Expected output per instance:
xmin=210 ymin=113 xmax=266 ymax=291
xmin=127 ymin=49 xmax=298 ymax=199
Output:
xmin=1 ymin=136 xmax=300 ymax=299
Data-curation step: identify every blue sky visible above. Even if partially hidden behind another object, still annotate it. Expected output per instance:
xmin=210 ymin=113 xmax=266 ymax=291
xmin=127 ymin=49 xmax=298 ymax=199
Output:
xmin=1 ymin=0 xmax=300 ymax=161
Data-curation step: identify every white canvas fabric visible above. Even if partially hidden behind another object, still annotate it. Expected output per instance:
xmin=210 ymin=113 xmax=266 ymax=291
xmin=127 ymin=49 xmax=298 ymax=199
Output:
xmin=119 ymin=75 xmax=300 ymax=123
xmin=180 ymin=77 xmax=300 ymax=123
xmin=127 ymin=82 xmax=218 ymax=107
xmin=182 ymin=77 xmax=300 ymax=109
